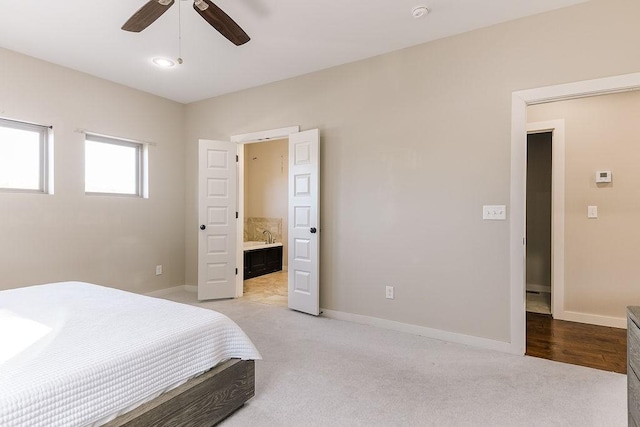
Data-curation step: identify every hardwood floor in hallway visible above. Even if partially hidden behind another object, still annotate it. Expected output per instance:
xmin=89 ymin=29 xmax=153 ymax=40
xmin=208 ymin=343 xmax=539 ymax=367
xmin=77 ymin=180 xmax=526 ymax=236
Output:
xmin=526 ymin=312 xmax=627 ymax=374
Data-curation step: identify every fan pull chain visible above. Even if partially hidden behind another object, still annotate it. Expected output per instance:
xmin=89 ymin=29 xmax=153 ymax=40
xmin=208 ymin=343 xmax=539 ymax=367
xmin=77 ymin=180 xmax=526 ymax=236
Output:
xmin=177 ymin=0 xmax=183 ymax=64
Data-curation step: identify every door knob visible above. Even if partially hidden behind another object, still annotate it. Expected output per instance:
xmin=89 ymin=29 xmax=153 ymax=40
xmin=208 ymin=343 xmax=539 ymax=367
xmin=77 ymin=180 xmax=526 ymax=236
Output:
xmin=310 ymin=227 xmax=317 ymax=234
xmin=200 ymin=224 xmax=206 ymax=230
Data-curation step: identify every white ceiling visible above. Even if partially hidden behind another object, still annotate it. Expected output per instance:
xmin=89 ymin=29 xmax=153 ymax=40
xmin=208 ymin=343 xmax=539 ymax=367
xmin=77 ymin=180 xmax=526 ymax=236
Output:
xmin=0 ymin=0 xmax=588 ymax=104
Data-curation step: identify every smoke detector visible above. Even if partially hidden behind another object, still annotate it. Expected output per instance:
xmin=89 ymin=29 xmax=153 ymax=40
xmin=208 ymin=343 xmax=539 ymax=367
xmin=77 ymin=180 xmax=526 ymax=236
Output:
xmin=411 ymin=5 xmax=430 ymax=18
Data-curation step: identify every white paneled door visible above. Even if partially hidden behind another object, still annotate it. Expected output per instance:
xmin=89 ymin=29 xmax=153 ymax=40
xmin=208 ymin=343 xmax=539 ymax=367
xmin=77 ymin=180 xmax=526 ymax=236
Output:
xmin=288 ymin=129 xmax=320 ymax=315
xmin=198 ymin=140 xmax=237 ymax=300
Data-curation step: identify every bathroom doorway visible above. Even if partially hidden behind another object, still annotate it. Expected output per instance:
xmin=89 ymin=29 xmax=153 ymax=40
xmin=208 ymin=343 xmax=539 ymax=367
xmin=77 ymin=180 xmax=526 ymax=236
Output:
xmin=232 ymin=126 xmax=321 ymax=315
xmin=525 ymin=131 xmax=552 ymax=315
xmin=198 ymin=127 xmax=320 ymax=312
xmin=241 ymin=138 xmax=289 ymax=307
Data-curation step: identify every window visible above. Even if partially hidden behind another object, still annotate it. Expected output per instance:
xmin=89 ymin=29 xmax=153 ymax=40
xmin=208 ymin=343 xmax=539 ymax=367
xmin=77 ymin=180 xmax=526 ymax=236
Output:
xmin=0 ymin=118 xmax=50 ymax=192
xmin=85 ymin=134 xmax=147 ymax=197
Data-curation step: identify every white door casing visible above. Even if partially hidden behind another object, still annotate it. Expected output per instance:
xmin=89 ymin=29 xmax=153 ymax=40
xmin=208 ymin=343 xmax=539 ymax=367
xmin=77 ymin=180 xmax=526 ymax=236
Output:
xmin=198 ymin=139 xmax=237 ymax=300
xmin=288 ymin=129 xmax=320 ymax=315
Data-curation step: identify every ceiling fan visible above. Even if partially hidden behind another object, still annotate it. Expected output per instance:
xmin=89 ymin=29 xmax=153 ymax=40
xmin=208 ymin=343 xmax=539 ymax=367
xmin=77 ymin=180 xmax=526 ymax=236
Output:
xmin=122 ymin=0 xmax=250 ymax=46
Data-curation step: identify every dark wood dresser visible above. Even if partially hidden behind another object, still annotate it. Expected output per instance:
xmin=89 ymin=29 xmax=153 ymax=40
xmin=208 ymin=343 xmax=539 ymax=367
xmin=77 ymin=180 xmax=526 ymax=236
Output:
xmin=628 ymin=307 xmax=640 ymax=426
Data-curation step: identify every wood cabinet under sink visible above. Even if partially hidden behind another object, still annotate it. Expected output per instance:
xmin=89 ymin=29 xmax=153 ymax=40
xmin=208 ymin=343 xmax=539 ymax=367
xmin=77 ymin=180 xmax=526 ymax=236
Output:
xmin=244 ymin=245 xmax=283 ymax=280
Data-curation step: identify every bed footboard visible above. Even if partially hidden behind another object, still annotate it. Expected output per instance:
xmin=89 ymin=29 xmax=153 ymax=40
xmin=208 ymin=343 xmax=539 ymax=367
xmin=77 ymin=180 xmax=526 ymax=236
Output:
xmin=106 ymin=359 xmax=255 ymax=427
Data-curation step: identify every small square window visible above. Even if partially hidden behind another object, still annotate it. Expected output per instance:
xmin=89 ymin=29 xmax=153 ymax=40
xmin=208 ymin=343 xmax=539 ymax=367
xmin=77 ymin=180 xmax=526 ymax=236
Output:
xmin=85 ymin=134 xmax=147 ymax=197
xmin=0 ymin=118 xmax=50 ymax=193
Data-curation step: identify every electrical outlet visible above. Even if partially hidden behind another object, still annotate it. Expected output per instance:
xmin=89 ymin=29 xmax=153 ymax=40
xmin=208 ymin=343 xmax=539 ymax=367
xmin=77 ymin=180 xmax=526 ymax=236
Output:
xmin=155 ymin=265 xmax=163 ymax=276
xmin=386 ymin=286 xmax=394 ymax=300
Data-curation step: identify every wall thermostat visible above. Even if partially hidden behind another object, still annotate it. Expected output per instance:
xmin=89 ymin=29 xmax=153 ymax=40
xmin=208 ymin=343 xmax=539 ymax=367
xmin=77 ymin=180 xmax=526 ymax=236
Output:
xmin=595 ymin=170 xmax=612 ymax=183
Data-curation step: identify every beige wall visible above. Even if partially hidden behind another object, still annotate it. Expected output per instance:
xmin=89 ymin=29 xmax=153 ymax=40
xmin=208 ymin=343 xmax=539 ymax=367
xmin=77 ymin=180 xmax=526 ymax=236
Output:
xmin=244 ymin=139 xmax=289 ymax=266
xmin=4 ymin=0 xmax=637 ymax=344
xmin=528 ymin=90 xmax=640 ymax=319
xmin=0 ymin=47 xmax=185 ymax=294
xmin=185 ymin=0 xmax=640 ymax=342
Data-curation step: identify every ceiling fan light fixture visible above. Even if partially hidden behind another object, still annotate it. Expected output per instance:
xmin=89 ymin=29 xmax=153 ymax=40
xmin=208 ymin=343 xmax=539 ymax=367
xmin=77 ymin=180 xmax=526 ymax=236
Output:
xmin=157 ymin=0 xmax=172 ymax=5
xmin=194 ymin=0 xmax=209 ymax=11
xmin=152 ymin=57 xmax=176 ymax=68
xmin=411 ymin=5 xmax=430 ymax=19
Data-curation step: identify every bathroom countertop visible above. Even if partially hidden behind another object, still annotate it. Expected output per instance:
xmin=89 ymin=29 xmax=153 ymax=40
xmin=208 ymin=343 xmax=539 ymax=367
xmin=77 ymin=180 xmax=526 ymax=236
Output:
xmin=243 ymin=241 xmax=283 ymax=251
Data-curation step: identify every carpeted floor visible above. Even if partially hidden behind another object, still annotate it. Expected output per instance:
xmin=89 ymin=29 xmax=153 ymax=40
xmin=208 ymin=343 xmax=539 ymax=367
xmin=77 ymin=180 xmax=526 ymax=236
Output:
xmin=161 ymin=290 xmax=626 ymax=427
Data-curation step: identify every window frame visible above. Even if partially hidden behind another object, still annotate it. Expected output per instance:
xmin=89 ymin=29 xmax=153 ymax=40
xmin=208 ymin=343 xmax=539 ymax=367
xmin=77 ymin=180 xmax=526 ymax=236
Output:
xmin=84 ymin=133 xmax=146 ymax=198
xmin=0 ymin=117 xmax=51 ymax=194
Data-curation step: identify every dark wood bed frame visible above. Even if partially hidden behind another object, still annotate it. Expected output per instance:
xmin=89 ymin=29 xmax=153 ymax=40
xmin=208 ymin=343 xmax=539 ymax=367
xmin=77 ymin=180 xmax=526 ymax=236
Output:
xmin=105 ymin=359 xmax=255 ymax=427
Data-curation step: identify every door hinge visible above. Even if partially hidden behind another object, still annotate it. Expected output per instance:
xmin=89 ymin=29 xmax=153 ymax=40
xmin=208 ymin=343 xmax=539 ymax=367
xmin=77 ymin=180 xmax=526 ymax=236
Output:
xmin=236 ymin=212 xmax=239 ymax=219
xmin=236 ymin=155 xmax=239 ymax=162
xmin=235 ymin=268 xmax=238 ymax=275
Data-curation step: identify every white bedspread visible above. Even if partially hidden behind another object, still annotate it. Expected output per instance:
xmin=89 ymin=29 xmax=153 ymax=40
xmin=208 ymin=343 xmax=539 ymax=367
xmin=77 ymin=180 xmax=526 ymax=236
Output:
xmin=0 ymin=282 xmax=261 ymax=427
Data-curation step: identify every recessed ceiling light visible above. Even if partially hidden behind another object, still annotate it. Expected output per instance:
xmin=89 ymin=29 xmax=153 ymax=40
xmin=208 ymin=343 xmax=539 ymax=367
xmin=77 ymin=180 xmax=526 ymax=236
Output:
xmin=411 ymin=5 xmax=430 ymax=19
xmin=152 ymin=57 xmax=176 ymax=68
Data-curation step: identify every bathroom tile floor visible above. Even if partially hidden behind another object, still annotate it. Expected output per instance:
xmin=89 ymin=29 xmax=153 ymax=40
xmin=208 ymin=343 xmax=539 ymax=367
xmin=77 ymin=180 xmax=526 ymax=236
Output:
xmin=242 ymin=270 xmax=288 ymax=307
xmin=526 ymin=291 xmax=551 ymax=315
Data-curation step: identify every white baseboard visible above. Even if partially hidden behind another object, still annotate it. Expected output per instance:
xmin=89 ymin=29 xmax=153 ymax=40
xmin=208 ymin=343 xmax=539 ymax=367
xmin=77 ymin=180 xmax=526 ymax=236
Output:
xmin=321 ymin=308 xmax=517 ymax=354
xmin=146 ymin=286 xmax=186 ymax=297
xmin=146 ymin=285 xmax=197 ymax=297
xmin=556 ymin=310 xmax=626 ymax=329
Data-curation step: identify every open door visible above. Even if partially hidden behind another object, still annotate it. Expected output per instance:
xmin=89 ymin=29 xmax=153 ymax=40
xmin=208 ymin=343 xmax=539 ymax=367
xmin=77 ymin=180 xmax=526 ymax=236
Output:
xmin=198 ymin=139 xmax=237 ymax=300
xmin=288 ymin=129 xmax=320 ymax=315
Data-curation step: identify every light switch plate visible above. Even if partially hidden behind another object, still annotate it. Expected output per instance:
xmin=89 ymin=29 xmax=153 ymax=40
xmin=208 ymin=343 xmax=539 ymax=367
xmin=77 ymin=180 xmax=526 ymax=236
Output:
xmin=483 ymin=205 xmax=507 ymax=220
xmin=588 ymin=206 xmax=598 ymax=219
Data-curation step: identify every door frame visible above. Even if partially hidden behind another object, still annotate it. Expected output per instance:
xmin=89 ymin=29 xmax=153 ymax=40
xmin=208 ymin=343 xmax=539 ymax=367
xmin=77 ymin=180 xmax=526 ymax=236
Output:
xmin=510 ymin=72 xmax=640 ymax=355
xmin=231 ymin=126 xmax=300 ymax=297
xmin=526 ymin=120 xmax=565 ymax=319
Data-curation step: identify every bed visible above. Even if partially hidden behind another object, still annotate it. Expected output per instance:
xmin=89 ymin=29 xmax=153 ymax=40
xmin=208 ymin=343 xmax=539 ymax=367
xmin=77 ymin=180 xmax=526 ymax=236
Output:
xmin=0 ymin=282 xmax=261 ymax=426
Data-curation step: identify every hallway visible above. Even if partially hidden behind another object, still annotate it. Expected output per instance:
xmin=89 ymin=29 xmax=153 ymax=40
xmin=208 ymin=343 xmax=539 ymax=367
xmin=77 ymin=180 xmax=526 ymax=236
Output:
xmin=526 ymin=312 xmax=627 ymax=374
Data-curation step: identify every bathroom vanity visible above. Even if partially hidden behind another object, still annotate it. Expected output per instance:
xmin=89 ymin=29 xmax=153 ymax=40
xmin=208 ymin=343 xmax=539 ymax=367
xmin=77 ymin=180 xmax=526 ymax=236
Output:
xmin=243 ymin=242 xmax=283 ymax=280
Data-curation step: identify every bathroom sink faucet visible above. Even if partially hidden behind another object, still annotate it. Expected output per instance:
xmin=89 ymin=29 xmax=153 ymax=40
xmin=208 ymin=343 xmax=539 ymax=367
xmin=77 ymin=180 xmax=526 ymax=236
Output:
xmin=263 ymin=230 xmax=274 ymax=244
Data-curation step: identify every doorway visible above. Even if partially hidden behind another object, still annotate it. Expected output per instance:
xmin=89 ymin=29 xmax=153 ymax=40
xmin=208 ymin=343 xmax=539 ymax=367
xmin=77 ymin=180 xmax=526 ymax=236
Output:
xmin=231 ymin=126 xmax=321 ymax=316
xmin=525 ymin=131 xmax=552 ymax=315
xmin=509 ymin=73 xmax=640 ymax=355
xmin=241 ymin=138 xmax=289 ymax=307
xmin=509 ymin=72 xmax=640 ymax=355
xmin=196 ymin=128 xmax=320 ymax=314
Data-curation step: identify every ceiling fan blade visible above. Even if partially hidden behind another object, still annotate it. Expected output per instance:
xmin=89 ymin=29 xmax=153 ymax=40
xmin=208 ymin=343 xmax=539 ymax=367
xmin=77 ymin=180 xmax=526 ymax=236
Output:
xmin=193 ymin=0 xmax=250 ymax=46
xmin=122 ymin=0 xmax=175 ymax=32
